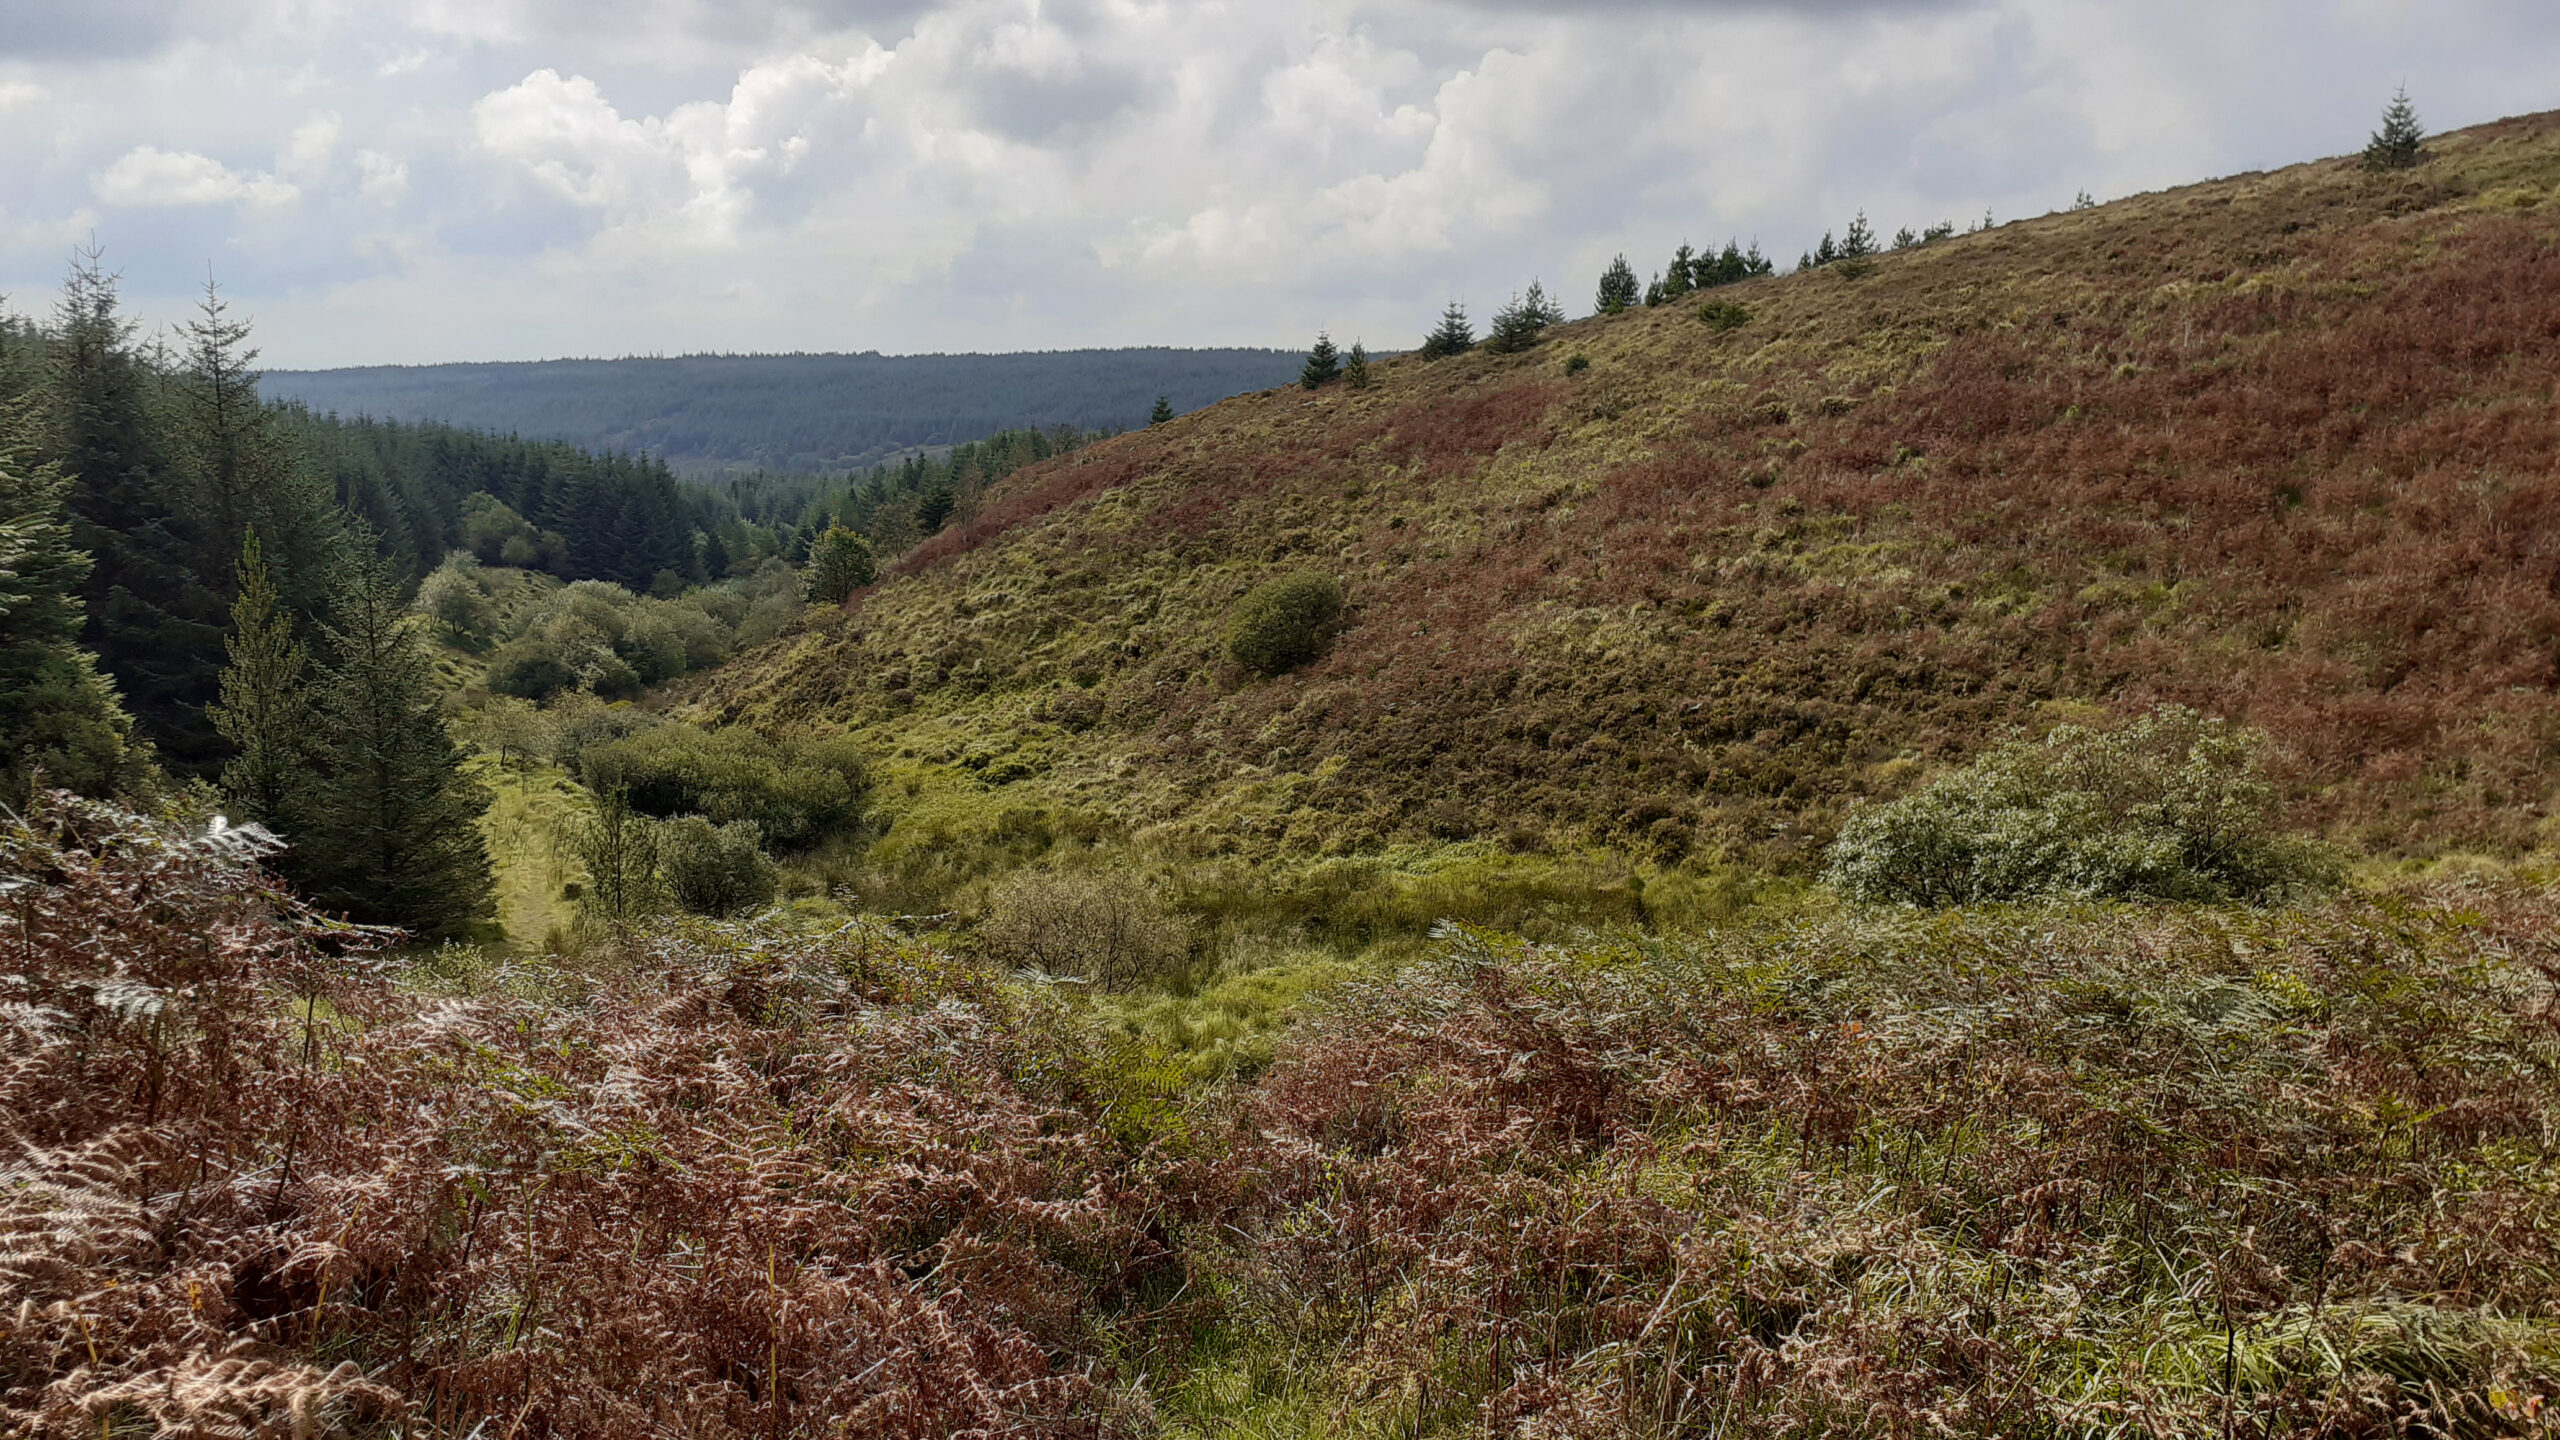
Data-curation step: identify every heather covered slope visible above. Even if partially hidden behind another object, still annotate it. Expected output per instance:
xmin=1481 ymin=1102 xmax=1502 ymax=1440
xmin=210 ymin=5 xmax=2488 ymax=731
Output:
xmin=705 ymin=112 xmax=2560 ymax=868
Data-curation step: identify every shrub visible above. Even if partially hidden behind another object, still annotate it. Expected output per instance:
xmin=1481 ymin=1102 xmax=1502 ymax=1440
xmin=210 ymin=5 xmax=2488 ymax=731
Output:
xmin=414 ymin=552 xmax=496 ymax=641
xmin=1824 ymin=706 xmax=2344 ymax=906
xmin=578 ymin=722 xmax=867 ymax=848
xmin=1224 ymin=570 xmax=1343 ymax=676
xmin=981 ymin=869 xmax=1190 ymax=988
xmin=1697 ymin=299 xmax=1751 ymax=332
xmin=484 ymin=638 xmax=582 ymax=700
xmin=657 ymin=815 xmax=778 ymax=916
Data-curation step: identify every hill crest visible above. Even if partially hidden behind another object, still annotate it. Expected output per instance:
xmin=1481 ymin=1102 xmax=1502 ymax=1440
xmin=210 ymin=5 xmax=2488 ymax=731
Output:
xmin=264 ymin=347 xmax=1304 ymax=475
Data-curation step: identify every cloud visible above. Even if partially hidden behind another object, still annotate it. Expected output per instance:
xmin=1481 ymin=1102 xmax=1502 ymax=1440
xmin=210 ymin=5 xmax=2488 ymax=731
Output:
xmin=9 ymin=0 xmax=2560 ymax=366
xmin=91 ymin=147 xmax=301 ymax=209
xmin=0 ymin=0 xmax=189 ymax=59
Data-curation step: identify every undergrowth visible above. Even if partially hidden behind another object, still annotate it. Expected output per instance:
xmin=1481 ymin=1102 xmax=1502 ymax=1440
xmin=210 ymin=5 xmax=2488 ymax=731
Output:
xmin=12 ymin=790 xmax=2560 ymax=1436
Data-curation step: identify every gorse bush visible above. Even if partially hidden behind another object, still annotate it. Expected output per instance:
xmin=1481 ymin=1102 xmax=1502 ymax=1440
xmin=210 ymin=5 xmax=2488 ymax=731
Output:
xmin=578 ymin=722 xmax=868 ymax=848
xmin=1224 ymin=570 xmax=1343 ymax=676
xmin=1824 ymin=706 xmax=2344 ymax=905
xmin=980 ymin=868 xmax=1191 ymax=988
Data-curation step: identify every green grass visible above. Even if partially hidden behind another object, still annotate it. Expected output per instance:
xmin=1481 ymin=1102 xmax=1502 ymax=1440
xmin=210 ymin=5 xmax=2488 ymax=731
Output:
xmin=470 ymin=755 xmax=589 ymax=951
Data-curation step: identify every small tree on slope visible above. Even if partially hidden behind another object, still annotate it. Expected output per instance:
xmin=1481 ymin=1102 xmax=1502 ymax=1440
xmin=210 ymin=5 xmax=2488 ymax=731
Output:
xmin=1420 ymin=302 xmax=1474 ymax=359
xmin=1595 ymin=254 xmax=1640 ymax=314
xmin=1301 ymin=331 xmax=1342 ymax=389
xmin=2364 ymin=87 xmax=2424 ymax=171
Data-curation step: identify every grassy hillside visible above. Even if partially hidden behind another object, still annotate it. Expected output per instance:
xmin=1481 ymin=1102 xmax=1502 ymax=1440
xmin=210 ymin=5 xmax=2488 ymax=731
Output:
xmin=703 ymin=111 xmax=2560 ymax=873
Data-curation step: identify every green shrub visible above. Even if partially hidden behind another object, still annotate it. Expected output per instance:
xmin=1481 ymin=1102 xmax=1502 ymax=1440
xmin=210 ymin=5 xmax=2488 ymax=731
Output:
xmin=657 ymin=816 xmax=778 ymax=916
xmin=578 ymin=723 xmax=867 ymax=848
xmin=1225 ymin=571 xmax=1343 ymax=676
xmin=1824 ymin=706 xmax=2344 ymax=906
xmin=485 ymin=641 xmax=582 ymax=701
xmin=1697 ymin=299 xmax=1752 ymax=332
xmin=981 ymin=869 xmax=1191 ymax=989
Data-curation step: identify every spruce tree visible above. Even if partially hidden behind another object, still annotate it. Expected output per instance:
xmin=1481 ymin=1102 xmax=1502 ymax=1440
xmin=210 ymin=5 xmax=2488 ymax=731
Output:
xmin=1420 ymin=302 xmax=1474 ymax=360
xmin=1150 ymin=395 xmax=1175 ymax=425
xmin=303 ymin=553 xmax=494 ymax=938
xmin=1840 ymin=213 xmax=1878 ymax=260
xmin=1595 ymin=254 xmax=1640 ymax=314
xmin=0 ymin=395 xmax=146 ymax=804
xmin=209 ymin=532 xmax=312 ymax=836
xmin=1301 ymin=331 xmax=1342 ymax=389
xmin=1485 ymin=283 xmax=1565 ymax=354
xmin=1342 ymin=342 xmax=1372 ymax=390
xmin=1653 ymin=244 xmax=1696 ymax=304
xmin=2363 ymin=87 xmax=2424 ymax=171
xmin=49 ymin=244 xmax=232 ymax=775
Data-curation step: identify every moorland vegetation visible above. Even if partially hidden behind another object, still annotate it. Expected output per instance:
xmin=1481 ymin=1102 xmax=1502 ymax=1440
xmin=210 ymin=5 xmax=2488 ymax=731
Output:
xmin=15 ymin=92 xmax=2560 ymax=1437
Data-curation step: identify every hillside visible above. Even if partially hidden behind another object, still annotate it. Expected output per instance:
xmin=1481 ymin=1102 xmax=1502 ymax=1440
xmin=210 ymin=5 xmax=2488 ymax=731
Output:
xmin=704 ymin=110 xmax=2560 ymax=870
xmin=264 ymin=347 xmax=1303 ymax=475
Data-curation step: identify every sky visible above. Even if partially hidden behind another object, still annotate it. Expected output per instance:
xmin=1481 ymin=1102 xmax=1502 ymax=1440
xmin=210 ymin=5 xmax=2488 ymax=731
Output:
xmin=1 ymin=0 xmax=2553 ymax=368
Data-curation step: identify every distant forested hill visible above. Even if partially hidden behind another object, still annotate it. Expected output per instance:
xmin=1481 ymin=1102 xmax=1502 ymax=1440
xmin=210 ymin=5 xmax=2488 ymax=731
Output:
xmin=264 ymin=349 xmax=1305 ymax=474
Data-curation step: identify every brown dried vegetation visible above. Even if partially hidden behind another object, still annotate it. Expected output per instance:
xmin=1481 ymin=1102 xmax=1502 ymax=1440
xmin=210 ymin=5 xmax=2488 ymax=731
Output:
xmin=2 ymin=793 xmax=1174 ymax=1437
xmin=706 ymin=111 xmax=2560 ymax=867
xmin=15 ymin=794 xmax=2560 ymax=1435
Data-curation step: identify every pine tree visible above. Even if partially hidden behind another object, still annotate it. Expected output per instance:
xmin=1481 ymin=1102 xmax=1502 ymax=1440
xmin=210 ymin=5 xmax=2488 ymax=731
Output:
xmin=1810 ymin=231 xmax=1840 ymax=267
xmin=804 ymin=524 xmax=875 ymax=605
xmin=1301 ymin=331 xmax=1342 ymax=389
xmin=0 ymin=394 xmax=145 ymax=804
xmin=1343 ymin=342 xmax=1372 ymax=390
xmin=1420 ymin=302 xmax=1474 ymax=360
xmin=1652 ymin=244 xmax=1696 ymax=305
xmin=2364 ymin=87 xmax=2424 ymax=171
xmin=1595 ymin=254 xmax=1640 ymax=314
xmin=1485 ymin=283 xmax=1565 ymax=354
xmin=302 ymin=553 xmax=494 ymax=938
xmin=209 ymin=532 xmax=312 ymax=835
xmin=1840 ymin=212 xmax=1878 ymax=260
xmin=1150 ymin=395 xmax=1175 ymax=426
xmin=699 ymin=526 xmax=731 ymax=579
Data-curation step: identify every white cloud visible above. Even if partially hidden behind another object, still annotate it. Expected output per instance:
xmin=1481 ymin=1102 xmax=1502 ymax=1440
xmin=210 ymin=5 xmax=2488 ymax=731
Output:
xmin=91 ymin=146 xmax=301 ymax=208
xmin=355 ymin=148 xmax=410 ymax=201
xmin=281 ymin=113 xmax=342 ymax=183
xmin=9 ymin=0 xmax=2560 ymax=366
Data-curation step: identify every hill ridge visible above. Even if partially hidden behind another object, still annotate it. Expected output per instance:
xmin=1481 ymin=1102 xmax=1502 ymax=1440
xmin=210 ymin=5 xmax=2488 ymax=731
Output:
xmin=264 ymin=346 xmax=1305 ymax=475
xmin=705 ymin=109 xmax=2560 ymax=870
